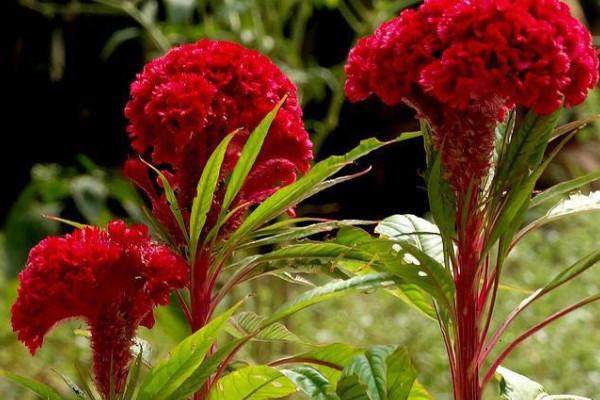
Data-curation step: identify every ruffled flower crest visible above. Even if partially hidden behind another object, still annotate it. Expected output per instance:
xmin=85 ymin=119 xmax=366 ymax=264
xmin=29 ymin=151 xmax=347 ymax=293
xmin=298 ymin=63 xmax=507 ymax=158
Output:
xmin=11 ymin=220 xmax=188 ymax=398
xmin=124 ymin=40 xmax=313 ymax=241
xmin=345 ymin=0 xmax=598 ymax=192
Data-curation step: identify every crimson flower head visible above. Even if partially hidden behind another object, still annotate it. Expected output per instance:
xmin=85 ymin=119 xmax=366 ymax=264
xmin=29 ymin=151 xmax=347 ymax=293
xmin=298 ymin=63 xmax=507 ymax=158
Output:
xmin=124 ymin=39 xmax=313 ymax=241
xmin=345 ymin=0 xmax=598 ymax=192
xmin=11 ymin=220 xmax=187 ymax=398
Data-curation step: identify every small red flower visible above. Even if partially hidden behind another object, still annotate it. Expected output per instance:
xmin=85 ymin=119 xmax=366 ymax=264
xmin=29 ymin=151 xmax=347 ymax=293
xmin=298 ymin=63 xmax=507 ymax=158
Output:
xmin=345 ymin=0 xmax=598 ymax=192
xmin=11 ymin=221 xmax=187 ymax=398
xmin=124 ymin=40 xmax=313 ymax=240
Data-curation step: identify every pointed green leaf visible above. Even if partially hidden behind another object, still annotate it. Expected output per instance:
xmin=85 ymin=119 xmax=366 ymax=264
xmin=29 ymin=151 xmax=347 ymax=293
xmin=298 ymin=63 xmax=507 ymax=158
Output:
xmin=264 ymin=273 xmax=393 ymax=327
xmin=209 ymin=365 xmax=297 ymax=400
xmin=219 ymin=97 xmax=286 ymax=221
xmin=386 ymin=348 xmax=417 ymax=400
xmin=337 ymin=345 xmax=395 ymax=400
xmin=530 ymin=171 xmax=600 ymax=208
xmin=224 ymin=133 xmax=420 ymax=254
xmin=427 ymin=154 xmax=455 ymax=239
xmin=51 ymin=370 xmax=86 ymax=399
xmin=0 ymin=371 xmax=64 ymax=400
xmin=138 ymin=300 xmax=243 ymax=400
xmin=167 ymin=339 xmax=242 ymax=400
xmin=227 ymin=311 xmax=303 ymax=343
xmin=496 ymin=366 xmax=546 ymax=400
xmin=282 ymin=366 xmax=339 ymax=400
xmin=519 ymin=191 xmax=600 ymax=240
xmin=142 ymin=159 xmax=189 ymax=243
xmin=189 ymin=132 xmax=236 ymax=258
xmin=375 ymin=215 xmax=443 ymax=265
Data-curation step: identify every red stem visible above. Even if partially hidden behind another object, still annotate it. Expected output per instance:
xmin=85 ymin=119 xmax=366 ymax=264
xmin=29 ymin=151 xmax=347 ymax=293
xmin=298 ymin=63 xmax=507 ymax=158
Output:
xmin=482 ymin=294 xmax=600 ymax=387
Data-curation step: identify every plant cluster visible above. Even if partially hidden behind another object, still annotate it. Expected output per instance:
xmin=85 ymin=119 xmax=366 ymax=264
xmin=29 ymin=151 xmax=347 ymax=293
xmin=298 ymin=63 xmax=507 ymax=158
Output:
xmin=4 ymin=1 xmax=600 ymax=400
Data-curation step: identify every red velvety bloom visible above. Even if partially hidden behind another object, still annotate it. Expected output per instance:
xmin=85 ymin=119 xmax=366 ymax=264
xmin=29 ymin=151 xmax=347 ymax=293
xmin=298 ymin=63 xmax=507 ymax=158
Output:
xmin=11 ymin=220 xmax=187 ymax=398
xmin=124 ymin=40 xmax=313 ymax=240
xmin=345 ymin=0 xmax=598 ymax=192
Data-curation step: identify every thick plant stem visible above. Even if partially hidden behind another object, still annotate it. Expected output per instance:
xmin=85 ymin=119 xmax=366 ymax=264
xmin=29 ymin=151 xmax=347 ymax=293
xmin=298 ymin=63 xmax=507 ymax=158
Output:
xmin=452 ymin=193 xmax=484 ymax=400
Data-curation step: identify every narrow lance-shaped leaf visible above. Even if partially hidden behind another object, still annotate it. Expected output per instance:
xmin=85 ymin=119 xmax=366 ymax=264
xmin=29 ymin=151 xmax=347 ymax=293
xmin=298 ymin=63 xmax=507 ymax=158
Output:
xmin=141 ymin=158 xmax=189 ymax=243
xmin=0 ymin=371 xmax=64 ymax=400
xmin=263 ymin=273 xmax=393 ymax=327
xmin=517 ymin=191 xmax=600 ymax=242
xmin=223 ymin=133 xmax=421 ymax=255
xmin=166 ymin=339 xmax=242 ymax=400
xmin=218 ymin=97 xmax=287 ymax=227
xmin=529 ymin=170 xmax=600 ymax=208
xmin=189 ymin=132 xmax=237 ymax=259
xmin=226 ymin=311 xmax=304 ymax=344
xmin=427 ymin=153 xmax=456 ymax=239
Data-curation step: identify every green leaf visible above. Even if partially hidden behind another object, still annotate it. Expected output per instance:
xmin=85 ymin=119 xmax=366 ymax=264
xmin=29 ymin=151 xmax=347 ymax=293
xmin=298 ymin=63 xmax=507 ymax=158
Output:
xmin=122 ymin=349 xmax=143 ymax=400
xmin=529 ymin=171 xmax=600 ymax=208
xmin=427 ymin=154 xmax=456 ymax=239
xmin=294 ymin=343 xmax=364 ymax=384
xmin=264 ymin=273 xmax=393 ymax=327
xmin=495 ymin=109 xmax=562 ymax=188
xmin=550 ymin=114 xmax=600 ymax=141
xmin=224 ymin=133 xmax=420 ymax=254
xmin=227 ymin=311 xmax=303 ymax=343
xmin=75 ymin=363 xmax=98 ymax=400
xmin=519 ymin=191 xmax=600 ymax=240
xmin=189 ymin=132 xmax=236 ymax=259
xmin=51 ymin=370 xmax=86 ymax=399
xmin=219 ymin=98 xmax=286 ymax=222
xmin=541 ymin=249 xmax=600 ymax=296
xmin=0 ymin=371 xmax=64 ymax=400
xmin=282 ymin=366 xmax=339 ymax=400
xmin=494 ymin=367 xmax=592 ymax=400
xmin=496 ymin=366 xmax=545 ymax=400
xmin=141 ymin=159 xmax=189 ymax=242
xmin=167 ymin=339 xmax=242 ymax=400
xmin=239 ymin=220 xmax=375 ymax=250
xmin=337 ymin=345 xmax=395 ymax=400
xmin=336 ymin=228 xmax=440 ymax=320
xmin=375 ymin=215 xmax=443 ymax=265
xmin=137 ymin=300 xmax=243 ymax=400
xmin=385 ymin=241 xmax=455 ymax=315
xmin=386 ymin=348 xmax=417 ymax=400
xmin=337 ymin=375 xmax=369 ymax=400
xmin=543 ymin=191 xmax=600 ymax=219
xmin=209 ymin=365 xmax=297 ymax=400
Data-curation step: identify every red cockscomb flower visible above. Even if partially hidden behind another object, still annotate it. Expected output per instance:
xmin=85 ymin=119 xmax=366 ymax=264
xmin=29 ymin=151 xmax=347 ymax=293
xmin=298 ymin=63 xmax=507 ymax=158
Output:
xmin=11 ymin=220 xmax=187 ymax=398
xmin=124 ymin=40 xmax=313 ymax=241
xmin=345 ymin=0 xmax=598 ymax=192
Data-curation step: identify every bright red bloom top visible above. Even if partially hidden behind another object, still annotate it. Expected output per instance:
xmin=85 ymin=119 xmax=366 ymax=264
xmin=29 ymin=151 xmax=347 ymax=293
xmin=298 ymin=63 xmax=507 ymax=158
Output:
xmin=345 ymin=0 xmax=598 ymax=191
xmin=125 ymin=40 xmax=313 ymax=240
xmin=11 ymin=220 xmax=187 ymax=398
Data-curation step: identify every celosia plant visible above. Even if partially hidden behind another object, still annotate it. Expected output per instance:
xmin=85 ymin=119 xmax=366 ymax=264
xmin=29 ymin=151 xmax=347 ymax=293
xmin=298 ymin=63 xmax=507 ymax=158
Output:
xmin=11 ymin=220 xmax=188 ymax=397
xmin=341 ymin=0 xmax=600 ymax=399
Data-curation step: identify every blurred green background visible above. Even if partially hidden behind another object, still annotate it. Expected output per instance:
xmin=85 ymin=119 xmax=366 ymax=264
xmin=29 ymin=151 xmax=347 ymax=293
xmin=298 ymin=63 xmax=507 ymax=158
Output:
xmin=2 ymin=0 xmax=600 ymax=398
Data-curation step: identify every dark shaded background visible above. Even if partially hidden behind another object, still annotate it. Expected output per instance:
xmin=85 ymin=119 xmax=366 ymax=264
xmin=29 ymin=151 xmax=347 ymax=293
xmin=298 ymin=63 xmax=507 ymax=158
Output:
xmin=1 ymin=0 xmax=428 ymax=226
